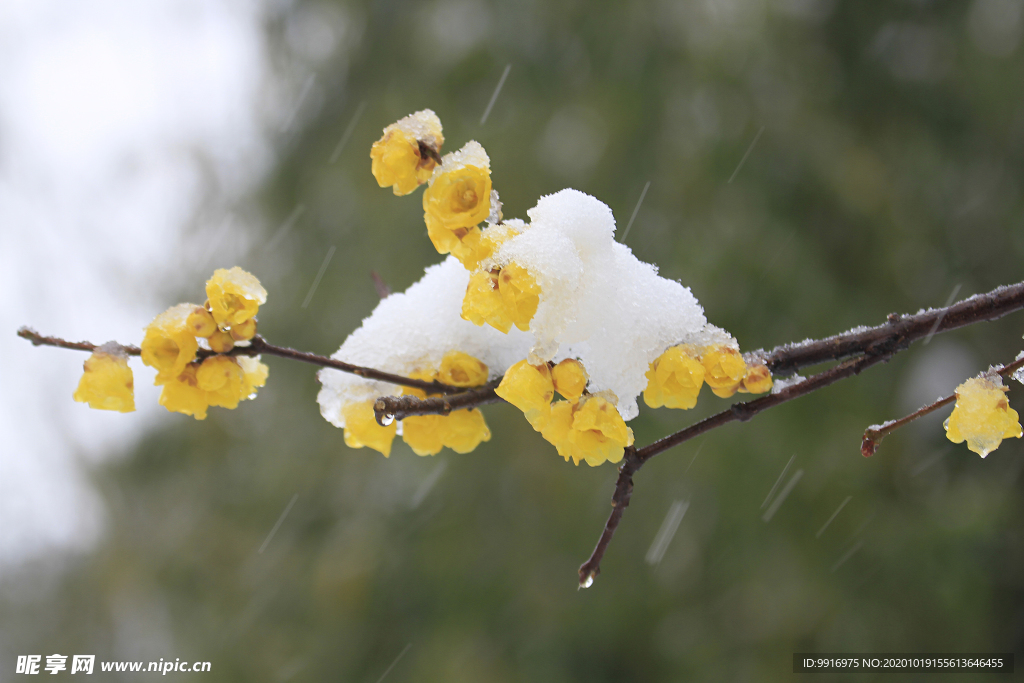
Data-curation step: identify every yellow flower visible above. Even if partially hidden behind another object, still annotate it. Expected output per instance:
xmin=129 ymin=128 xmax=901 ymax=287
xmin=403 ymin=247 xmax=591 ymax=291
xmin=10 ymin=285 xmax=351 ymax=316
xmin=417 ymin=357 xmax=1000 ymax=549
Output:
xmin=702 ymin=346 xmax=747 ymax=398
xmin=569 ymin=396 xmax=633 ymax=467
xmin=552 ymin=359 xmax=588 ymax=403
xmin=342 ymin=400 xmax=397 ymax=457
xmin=402 ymin=414 xmax=446 ymax=456
xmin=141 ymin=303 xmax=199 ymax=383
xmin=496 ymin=360 xmax=554 ymax=414
xmin=186 ymin=306 xmax=217 ymax=338
xmin=498 ymin=263 xmax=540 ymax=332
xmin=400 ymin=365 xmax=491 ymax=455
xmin=740 ymin=364 xmax=773 ymax=394
xmin=196 ymin=356 xmax=247 ymax=409
xmin=206 ymin=267 xmax=267 ymax=328
xmin=423 ymin=141 xmax=491 ymax=255
xmin=461 ymin=262 xmax=541 ymax=333
xmin=462 ymin=270 xmax=506 ymax=331
xmin=230 ymin=318 xmax=257 ymax=342
xmin=237 ymin=356 xmax=269 ymax=397
xmin=529 ymin=397 xmax=633 ymax=467
xmin=370 ymin=110 xmax=444 ymax=196
xmin=438 ymin=350 xmax=489 ymax=387
xmin=644 ymin=346 xmax=705 ymax=409
xmin=73 ymin=346 xmax=135 ymax=413
xmin=944 ymin=376 xmax=1023 ymax=457
xmin=437 ymin=408 xmax=491 ymax=453
xmin=450 ymin=222 xmax=520 ymax=271
xmin=158 ymin=365 xmax=210 ymax=420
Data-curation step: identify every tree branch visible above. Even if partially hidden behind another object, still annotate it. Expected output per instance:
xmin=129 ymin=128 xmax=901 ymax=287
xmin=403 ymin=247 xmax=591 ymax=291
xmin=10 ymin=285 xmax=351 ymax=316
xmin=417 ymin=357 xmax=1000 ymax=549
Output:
xmin=578 ymin=352 xmax=889 ymax=587
xmin=861 ymin=354 xmax=1024 ymax=457
xmin=374 ymin=280 xmax=1024 ymax=421
xmin=16 ymin=327 xmax=465 ymax=395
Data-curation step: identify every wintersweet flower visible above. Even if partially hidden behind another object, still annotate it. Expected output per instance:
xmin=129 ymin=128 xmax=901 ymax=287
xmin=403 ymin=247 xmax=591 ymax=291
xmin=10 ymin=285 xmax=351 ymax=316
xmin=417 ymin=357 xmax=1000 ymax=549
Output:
xmin=206 ymin=267 xmax=267 ymax=328
xmin=196 ymin=356 xmax=247 ymax=409
xmin=497 ymin=263 xmax=541 ymax=332
xmin=740 ymin=364 xmax=773 ymax=394
xmin=370 ymin=110 xmax=444 ymax=196
xmin=495 ymin=360 xmax=554 ymax=414
xmin=342 ymin=399 xmax=397 ymax=457
xmin=944 ymin=376 xmax=1023 ymax=457
xmin=238 ymin=356 xmax=269 ymax=397
xmin=423 ymin=141 xmax=491 ymax=256
xmin=644 ymin=346 xmax=705 ymax=410
xmin=158 ymin=365 xmax=210 ymax=420
xmin=72 ymin=344 xmax=135 ymax=413
xmin=438 ymin=350 xmax=489 ymax=387
xmin=141 ymin=303 xmax=200 ymax=383
xmin=452 ymin=222 xmax=519 ymax=271
xmin=569 ymin=395 xmax=633 ymax=467
xmin=551 ymin=359 xmax=588 ymax=403
xmin=186 ymin=306 xmax=217 ymax=338
xmin=702 ymin=346 xmax=747 ymax=398
xmin=397 ymin=363 xmax=492 ymax=456
xmin=529 ymin=396 xmax=633 ymax=467
xmin=461 ymin=262 xmax=540 ymax=333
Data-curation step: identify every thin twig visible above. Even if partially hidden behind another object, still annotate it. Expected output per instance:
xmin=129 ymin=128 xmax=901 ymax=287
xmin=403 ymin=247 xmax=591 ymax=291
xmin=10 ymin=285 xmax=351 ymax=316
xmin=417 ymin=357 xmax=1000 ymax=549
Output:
xmin=373 ymin=379 xmax=504 ymax=425
xmin=579 ymin=353 xmax=889 ymax=586
xmin=861 ymin=354 xmax=1024 ymax=457
xmin=16 ymin=328 xmax=465 ymax=395
xmin=763 ymin=282 xmax=1024 ymax=376
xmin=361 ymin=280 xmax=1024 ymax=421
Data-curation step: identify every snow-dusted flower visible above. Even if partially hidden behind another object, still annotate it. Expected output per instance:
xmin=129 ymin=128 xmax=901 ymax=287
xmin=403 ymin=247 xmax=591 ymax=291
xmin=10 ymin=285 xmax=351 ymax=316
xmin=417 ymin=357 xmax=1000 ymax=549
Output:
xmin=205 ymin=267 xmax=267 ymax=328
xmin=156 ymin=356 xmax=268 ymax=421
xmin=423 ymin=141 xmax=491 ymax=257
xmin=461 ymin=262 xmax=540 ymax=333
xmin=644 ymin=345 xmax=705 ymax=410
xmin=370 ymin=110 xmax=444 ymax=196
xmin=944 ymin=376 xmax=1023 ymax=457
xmin=73 ymin=344 xmax=135 ymax=413
xmin=141 ymin=303 xmax=200 ymax=383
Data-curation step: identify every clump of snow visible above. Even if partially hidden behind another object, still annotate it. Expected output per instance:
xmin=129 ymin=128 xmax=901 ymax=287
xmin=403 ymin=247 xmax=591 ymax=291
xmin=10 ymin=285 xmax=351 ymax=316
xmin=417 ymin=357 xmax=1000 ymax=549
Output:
xmin=429 ymin=140 xmax=489 ymax=180
xmin=317 ymin=257 xmax=532 ymax=428
xmin=1014 ymin=351 xmax=1024 ymax=386
xmin=489 ymin=189 xmax=714 ymax=419
xmin=319 ymin=188 xmax=734 ymax=425
xmin=771 ymin=374 xmax=807 ymax=394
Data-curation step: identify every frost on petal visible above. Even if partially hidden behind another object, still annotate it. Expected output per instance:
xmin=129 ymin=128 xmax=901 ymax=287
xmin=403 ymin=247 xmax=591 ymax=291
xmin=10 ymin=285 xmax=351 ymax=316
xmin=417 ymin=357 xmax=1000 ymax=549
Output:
xmin=73 ymin=342 xmax=135 ymax=413
xmin=944 ymin=375 xmax=1023 ymax=457
xmin=206 ymin=267 xmax=267 ymax=327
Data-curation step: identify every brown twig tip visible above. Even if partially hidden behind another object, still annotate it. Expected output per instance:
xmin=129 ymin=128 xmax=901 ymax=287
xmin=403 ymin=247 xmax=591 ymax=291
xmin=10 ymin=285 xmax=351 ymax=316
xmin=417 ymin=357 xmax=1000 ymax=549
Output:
xmin=860 ymin=354 xmax=1024 ymax=458
xmin=370 ymin=271 xmax=391 ymax=299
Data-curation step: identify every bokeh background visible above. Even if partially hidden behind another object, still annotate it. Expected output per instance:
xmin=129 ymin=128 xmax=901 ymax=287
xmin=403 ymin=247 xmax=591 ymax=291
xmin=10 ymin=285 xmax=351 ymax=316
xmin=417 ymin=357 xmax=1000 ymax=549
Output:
xmin=3 ymin=0 xmax=1024 ymax=680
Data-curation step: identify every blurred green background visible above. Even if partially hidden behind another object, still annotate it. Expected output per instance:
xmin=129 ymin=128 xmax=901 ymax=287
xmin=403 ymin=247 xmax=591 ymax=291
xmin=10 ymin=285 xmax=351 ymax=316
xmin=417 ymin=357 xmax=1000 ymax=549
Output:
xmin=6 ymin=0 xmax=1024 ymax=680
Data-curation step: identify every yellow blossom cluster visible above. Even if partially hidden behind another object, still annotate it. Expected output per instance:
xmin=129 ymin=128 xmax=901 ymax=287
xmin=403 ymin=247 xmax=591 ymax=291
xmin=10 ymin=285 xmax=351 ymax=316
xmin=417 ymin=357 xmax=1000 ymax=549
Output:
xmin=944 ymin=375 xmax=1022 ymax=457
xmin=139 ymin=268 xmax=269 ymax=420
xmin=495 ymin=358 xmax=633 ymax=467
xmin=643 ymin=344 xmax=773 ymax=410
xmin=370 ymin=111 xmax=543 ymax=336
xmin=341 ymin=351 xmax=492 ymax=457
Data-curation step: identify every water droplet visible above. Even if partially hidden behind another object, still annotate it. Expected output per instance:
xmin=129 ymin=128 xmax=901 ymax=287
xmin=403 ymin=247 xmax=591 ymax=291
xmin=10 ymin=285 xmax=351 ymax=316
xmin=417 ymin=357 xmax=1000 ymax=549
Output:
xmin=382 ymin=413 xmax=395 ymax=426
xmin=580 ymin=574 xmax=594 ymax=589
